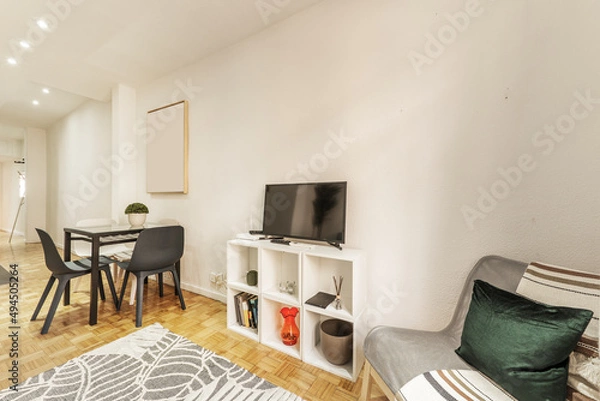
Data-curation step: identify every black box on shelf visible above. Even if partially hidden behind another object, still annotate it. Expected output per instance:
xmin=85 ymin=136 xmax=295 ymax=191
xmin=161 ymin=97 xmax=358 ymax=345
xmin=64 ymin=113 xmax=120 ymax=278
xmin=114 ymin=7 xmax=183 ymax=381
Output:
xmin=305 ymin=292 xmax=336 ymax=309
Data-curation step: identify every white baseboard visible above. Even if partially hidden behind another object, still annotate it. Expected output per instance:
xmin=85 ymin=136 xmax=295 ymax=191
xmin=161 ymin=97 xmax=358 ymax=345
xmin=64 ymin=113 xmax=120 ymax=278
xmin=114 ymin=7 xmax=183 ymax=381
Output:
xmin=181 ymin=282 xmax=226 ymax=304
xmin=152 ymin=275 xmax=226 ymax=304
xmin=1 ymin=228 xmax=25 ymax=237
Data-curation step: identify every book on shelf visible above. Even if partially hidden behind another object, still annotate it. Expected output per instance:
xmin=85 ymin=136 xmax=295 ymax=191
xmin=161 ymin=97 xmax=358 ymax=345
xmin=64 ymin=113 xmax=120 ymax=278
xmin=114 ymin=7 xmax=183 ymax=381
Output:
xmin=234 ymin=292 xmax=258 ymax=329
xmin=242 ymin=298 xmax=250 ymax=326
xmin=248 ymin=296 xmax=258 ymax=328
xmin=234 ymin=292 xmax=249 ymax=326
xmin=234 ymin=292 xmax=242 ymax=324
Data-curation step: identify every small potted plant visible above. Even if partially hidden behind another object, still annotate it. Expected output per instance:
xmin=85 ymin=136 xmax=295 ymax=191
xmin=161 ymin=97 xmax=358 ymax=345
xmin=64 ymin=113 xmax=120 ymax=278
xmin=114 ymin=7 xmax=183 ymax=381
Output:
xmin=124 ymin=202 xmax=149 ymax=227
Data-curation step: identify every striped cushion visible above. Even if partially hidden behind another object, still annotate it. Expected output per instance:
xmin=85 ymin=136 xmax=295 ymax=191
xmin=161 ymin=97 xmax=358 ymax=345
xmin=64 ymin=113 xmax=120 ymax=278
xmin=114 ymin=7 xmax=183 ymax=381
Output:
xmin=516 ymin=262 xmax=599 ymax=401
xmin=399 ymin=370 xmax=517 ymax=401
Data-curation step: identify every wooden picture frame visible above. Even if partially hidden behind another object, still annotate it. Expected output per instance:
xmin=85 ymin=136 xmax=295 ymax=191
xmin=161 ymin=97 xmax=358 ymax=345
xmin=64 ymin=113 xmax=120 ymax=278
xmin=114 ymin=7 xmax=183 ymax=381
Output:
xmin=146 ymin=100 xmax=188 ymax=193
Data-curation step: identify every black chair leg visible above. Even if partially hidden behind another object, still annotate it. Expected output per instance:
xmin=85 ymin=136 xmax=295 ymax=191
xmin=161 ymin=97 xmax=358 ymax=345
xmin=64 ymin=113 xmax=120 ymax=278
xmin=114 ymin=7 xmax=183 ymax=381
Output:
xmin=135 ymin=273 xmax=146 ymax=327
xmin=41 ymin=278 xmax=70 ymax=335
xmin=32 ymin=276 xmax=56 ymax=321
xmin=102 ymin=268 xmax=119 ymax=307
xmin=64 ymin=280 xmax=71 ymax=305
xmin=117 ymin=271 xmax=130 ymax=311
xmin=158 ymin=273 xmax=164 ymax=297
xmin=98 ymin=271 xmax=106 ymax=301
xmin=175 ymin=262 xmax=180 ymax=296
xmin=172 ymin=270 xmax=186 ymax=310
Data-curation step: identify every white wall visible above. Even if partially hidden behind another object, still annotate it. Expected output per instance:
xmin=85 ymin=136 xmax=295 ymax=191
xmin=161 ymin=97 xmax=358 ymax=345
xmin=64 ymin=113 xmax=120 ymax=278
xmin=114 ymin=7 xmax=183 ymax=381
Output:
xmin=1 ymin=163 xmax=5 ymax=230
xmin=24 ymin=128 xmax=46 ymax=243
xmin=0 ymin=138 xmax=25 ymax=234
xmin=0 ymin=161 xmax=26 ymax=236
xmin=46 ymin=100 xmax=112 ymax=240
xmin=111 ymin=85 xmax=138 ymax=224
xmin=131 ymin=0 xmax=600 ymax=330
xmin=48 ymin=0 xmax=600 ymax=331
xmin=0 ymin=163 xmax=2 ymax=228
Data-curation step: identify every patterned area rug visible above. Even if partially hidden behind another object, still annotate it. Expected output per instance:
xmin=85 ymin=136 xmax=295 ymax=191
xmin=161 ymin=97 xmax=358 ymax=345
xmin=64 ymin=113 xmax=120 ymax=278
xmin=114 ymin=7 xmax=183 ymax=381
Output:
xmin=0 ymin=323 xmax=304 ymax=400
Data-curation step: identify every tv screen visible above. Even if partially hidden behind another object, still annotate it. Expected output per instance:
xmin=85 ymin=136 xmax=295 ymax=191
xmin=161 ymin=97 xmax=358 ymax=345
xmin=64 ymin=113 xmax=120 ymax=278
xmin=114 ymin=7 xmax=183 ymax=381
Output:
xmin=262 ymin=181 xmax=347 ymax=244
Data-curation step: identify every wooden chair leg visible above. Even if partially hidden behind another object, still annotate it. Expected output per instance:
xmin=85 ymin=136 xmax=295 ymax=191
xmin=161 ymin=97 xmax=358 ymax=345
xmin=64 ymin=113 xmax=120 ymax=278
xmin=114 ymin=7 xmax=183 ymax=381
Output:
xmin=360 ymin=360 xmax=400 ymax=401
xmin=129 ymin=276 xmax=137 ymax=305
xmin=360 ymin=360 xmax=374 ymax=401
xmin=71 ymin=276 xmax=82 ymax=293
xmin=110 ymin=263 xmax=121 ymax=285
xmin=158 ymin=273 xmax=164 ymax=297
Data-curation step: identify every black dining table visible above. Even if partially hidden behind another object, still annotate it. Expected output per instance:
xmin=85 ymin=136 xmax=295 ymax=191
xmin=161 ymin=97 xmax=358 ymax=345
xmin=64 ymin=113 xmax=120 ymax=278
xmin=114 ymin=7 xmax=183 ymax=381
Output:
xmin=63 ymin=224 xmax=156 ymax=325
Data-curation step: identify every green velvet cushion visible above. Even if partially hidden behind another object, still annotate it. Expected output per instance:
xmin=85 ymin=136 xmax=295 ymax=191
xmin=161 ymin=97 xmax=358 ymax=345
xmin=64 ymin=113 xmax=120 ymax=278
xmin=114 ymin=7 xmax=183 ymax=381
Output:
xmin=455 ymin=280 xmax=593 ymax=401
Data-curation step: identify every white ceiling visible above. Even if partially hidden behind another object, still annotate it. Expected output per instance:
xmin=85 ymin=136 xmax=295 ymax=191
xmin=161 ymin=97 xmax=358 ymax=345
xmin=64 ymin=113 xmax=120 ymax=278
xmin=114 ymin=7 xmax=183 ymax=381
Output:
xmin=0 ymin=0 xmax=323 ymax=135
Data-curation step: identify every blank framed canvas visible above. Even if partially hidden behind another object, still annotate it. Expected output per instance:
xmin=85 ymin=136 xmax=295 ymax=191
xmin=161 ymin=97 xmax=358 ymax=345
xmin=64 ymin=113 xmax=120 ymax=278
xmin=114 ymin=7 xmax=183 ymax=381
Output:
xmin=146 ymin=100 xmax=188 ymax=193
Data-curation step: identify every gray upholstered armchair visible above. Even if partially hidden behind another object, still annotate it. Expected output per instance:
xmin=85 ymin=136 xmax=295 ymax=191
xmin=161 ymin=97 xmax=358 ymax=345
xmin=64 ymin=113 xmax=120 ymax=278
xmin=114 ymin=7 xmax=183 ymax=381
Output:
xmin=360 ymin=255 xmax=528 ymax=400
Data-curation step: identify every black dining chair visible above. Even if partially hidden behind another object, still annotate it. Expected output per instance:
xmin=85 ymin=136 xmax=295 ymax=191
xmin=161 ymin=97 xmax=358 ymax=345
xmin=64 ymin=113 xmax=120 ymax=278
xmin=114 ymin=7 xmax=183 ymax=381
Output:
xmin=116 ymin=225 xmax=186 ymax=327
xmin=32 ymin=228 xmax=119 ymax=334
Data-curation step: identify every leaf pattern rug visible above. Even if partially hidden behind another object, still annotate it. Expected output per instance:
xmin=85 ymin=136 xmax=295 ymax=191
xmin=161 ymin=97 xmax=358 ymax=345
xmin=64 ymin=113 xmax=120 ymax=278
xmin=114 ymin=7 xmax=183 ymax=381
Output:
xmin=0 ymin=323 xmax=303 ymax=400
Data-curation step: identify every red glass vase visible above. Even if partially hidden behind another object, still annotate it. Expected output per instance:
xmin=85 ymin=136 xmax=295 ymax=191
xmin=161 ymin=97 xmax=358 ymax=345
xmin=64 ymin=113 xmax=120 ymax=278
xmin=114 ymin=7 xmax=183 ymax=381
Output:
xmin=280 ymin=306 xmax=299 ymax=346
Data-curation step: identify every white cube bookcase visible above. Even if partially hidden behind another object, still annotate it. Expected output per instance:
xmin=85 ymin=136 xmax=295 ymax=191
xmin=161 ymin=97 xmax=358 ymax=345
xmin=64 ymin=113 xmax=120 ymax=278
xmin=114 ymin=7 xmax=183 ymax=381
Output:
xmin=226 ymin=239 xmax=366 ymax=381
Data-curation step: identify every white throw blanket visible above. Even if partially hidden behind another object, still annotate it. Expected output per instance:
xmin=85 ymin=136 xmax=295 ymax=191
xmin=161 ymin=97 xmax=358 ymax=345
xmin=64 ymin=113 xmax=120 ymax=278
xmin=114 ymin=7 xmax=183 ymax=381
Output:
xmin=399 ymin=370 xmax=516 ymax=401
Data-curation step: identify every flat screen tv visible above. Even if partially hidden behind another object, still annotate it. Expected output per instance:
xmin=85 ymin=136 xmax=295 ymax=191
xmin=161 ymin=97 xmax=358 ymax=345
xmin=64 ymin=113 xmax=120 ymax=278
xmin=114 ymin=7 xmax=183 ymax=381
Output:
xmin=262 ymin=181 xmax=347 ymax=245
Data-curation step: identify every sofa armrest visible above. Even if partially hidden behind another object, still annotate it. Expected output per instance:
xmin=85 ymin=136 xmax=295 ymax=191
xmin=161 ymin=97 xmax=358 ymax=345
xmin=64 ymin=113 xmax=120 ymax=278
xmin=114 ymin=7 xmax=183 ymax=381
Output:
xmin=363 ymin=326 xmax=471 ymax=394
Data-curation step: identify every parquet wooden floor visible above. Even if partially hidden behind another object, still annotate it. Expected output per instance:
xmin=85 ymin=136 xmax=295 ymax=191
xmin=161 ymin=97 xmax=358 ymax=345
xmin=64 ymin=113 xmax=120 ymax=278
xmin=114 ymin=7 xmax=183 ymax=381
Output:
xmin=0 ymin=231 xmax=386 ymax=400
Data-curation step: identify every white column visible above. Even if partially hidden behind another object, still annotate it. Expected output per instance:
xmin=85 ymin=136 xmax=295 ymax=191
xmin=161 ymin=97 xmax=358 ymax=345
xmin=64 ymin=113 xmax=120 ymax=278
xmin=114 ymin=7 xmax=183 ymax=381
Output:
xmin=24 ymin=127 xmax=46 ymax=242
xmin=111 ymin=84 xmax=137 ymax=224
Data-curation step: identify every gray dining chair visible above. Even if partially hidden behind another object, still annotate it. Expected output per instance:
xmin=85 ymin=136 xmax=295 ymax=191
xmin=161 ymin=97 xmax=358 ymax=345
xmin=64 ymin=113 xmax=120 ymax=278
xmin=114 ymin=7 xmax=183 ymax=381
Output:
xmin=116 ymin=225 xmax=186 ymax=327
xmin=32 ymin=228 xmax=119 ymax=334
xmin=111 ymin=218 xmax=181 ymax=305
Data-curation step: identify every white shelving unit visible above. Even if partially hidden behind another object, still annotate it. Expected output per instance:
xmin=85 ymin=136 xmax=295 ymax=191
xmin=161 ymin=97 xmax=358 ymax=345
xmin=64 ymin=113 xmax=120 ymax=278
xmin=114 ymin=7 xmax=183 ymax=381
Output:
xmin=226 ymin=241 xmax=260 ymax=342
xmin=226 ymin=239 xmax=366 ymax=381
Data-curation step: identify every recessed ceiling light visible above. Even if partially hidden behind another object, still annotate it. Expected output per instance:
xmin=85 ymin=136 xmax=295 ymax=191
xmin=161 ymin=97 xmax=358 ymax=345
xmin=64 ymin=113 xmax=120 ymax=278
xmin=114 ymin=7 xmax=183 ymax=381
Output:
xmin=36 ymin=19 xmax=49 ymax=30
xmin=7 ymin=57 xmax=17 ymax=65
xmin=32 ymin=100 xmax=39 ymax=106
xmin=42 ymin=88 xmax=50 ymax=94
xmin=19 ymin=40 xmax=30 ymax=49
